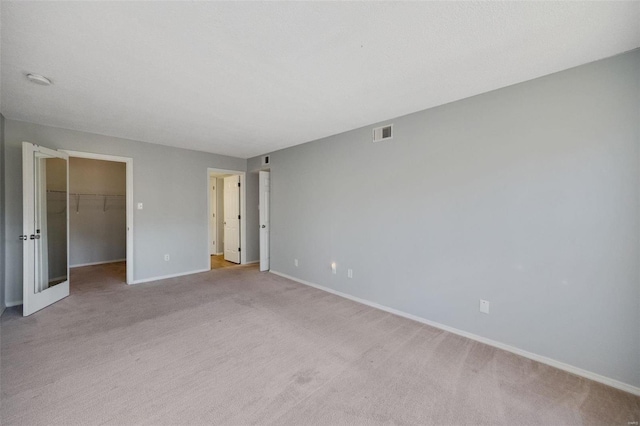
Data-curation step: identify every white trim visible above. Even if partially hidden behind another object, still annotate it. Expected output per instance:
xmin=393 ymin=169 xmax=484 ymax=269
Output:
xmin=206 ymin=168 xmax=247 ymax=269
xmin=131 ymin=268 xmax=209 ymax=285
xmin=214 ymin=252 xmax=223 ymax=256
xmin=6 ymin=300 xmax=23 ymax=308
xmin=60 ymin=150 xmax=134 ymax=285
xmin=59 ymin=151 xmax=129 ymax=163
xmin=270 ymin=270 xmax=640 ymax=397
xmin=70 ymin=259 xmax=126 ymax=268
xmin=245 ymin=260 xmax=260 ymax=265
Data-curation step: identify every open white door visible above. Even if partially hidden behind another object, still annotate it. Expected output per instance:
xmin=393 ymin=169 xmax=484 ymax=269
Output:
xmin=22 ymin=142 xmax=70 ymax=316
xmin=259 ymin=171 xmax=270 ymax=271
xmin=223 ymin=175 xmax=241 ymax=264
xmin=209 ymin=176 xmax=217 ymax=255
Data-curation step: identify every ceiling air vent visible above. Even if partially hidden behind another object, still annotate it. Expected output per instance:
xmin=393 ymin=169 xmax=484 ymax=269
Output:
xmin=373 ymin=124 xmax=393 ymax=142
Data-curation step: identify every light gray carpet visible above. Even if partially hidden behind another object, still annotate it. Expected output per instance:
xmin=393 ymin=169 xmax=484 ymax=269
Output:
xmin=1 ymin=262 xmax=638 ymax=425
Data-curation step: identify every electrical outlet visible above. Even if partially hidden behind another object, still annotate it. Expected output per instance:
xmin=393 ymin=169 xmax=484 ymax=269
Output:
xmin=294 ymin=259 xmax=298 ymax=267
xmin=347 ymin=269 xmax=353 ymax=279
xmin=480 ymin=299 xmax=490 ymax=314
xmin=164 ymin=254 xmax=170 ymax=261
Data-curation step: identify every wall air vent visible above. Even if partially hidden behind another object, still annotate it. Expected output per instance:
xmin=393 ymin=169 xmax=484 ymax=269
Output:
xmin=262 ymin=155 xmax=270 ymax=166
xmin=373 ymin=124 xmax=393 ymax=142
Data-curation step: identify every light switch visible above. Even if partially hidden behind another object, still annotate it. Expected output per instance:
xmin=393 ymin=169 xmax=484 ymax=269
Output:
xmin=480 ymin=300 xmax=490 ymax=314
xmin=137 ymin=203 xmax=143 ymax=210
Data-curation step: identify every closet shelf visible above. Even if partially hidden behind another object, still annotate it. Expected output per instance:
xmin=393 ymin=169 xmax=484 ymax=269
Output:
xmin=46 ymin=191 xmax=125 ymax=213
xmin=47 ymin=190 xmax=125 ymax=197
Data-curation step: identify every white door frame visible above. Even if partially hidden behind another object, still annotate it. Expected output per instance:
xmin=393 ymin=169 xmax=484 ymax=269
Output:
xmin=61 ymin=150 xmax=134 ymax=285
xmin=207 ymin=168 xmax=246 ymax=267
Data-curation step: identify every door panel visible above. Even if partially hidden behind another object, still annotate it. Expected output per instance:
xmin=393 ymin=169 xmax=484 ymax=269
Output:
xmin=23 ymin=142 xmax=70 ymax=316
xmin=223 ymin=175 xmax=240 ymax=264
xmin=259 ymin=171 xmax=270 ymax=271
xmin=209 ymin=177 xmax=217 ymax=255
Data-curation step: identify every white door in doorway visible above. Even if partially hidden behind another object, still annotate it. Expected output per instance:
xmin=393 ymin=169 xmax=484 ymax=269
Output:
xmin=22 ymin=142 xmax=70 ymax=316
xmin=259 ymin=171 xmax=270 ymax=271
xmin=223 ymin=175 xmax=241 ymax=264
xmin=209 ymin=177 xmax=217 ymax=255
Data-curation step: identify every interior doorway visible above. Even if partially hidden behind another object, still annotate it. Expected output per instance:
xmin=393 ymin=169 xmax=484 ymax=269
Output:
xmin=62 ymin=150 xmax=134 ymax=284
xmin=207 ymin=168 xmax=246 ymax=269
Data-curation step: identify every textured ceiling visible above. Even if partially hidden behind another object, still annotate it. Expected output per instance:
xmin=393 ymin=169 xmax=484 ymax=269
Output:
xmin=1 ymin=1 xmax=639 ymax=159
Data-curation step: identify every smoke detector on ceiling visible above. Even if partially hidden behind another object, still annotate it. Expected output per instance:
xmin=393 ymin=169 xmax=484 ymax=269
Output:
xmin=26 ymin=74 xmax=52 ymax=86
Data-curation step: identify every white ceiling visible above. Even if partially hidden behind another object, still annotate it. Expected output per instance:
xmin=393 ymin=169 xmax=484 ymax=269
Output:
xmin=1 ymin=2 xmax=639 ymax=159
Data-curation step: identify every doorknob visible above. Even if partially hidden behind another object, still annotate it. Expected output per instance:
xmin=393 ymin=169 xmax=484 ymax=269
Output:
xmin=261 ymin=225 xmax=266 ymax=228
xmin=19 ymin=235 xmax=28 ymax=241
xmin=30 ymin=235 xmax=40 ymax=240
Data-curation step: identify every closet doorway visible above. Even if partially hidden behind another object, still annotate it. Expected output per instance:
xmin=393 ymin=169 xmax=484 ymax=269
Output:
xmin=207 ymin=168 xmax=246 ymax=269
xmin=62 ymin=151 xmax=134 ymax=284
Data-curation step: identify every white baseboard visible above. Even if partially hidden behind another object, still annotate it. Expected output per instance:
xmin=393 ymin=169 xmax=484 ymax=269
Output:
xmin=131 ymin=268 xmax=209 ymax=285
xmin=270 ymin=270 xmax=640 ymax=397
xmin=71 ymin=259 xmax=126 ymax=268
xmin=6 ymin=300 xmax=22 ymax=308
xmin=244 ymin=260 xmax=260 ymax=265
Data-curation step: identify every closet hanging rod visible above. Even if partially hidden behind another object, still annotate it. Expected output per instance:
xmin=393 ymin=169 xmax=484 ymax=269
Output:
xmin=47 ymin=190 xmax=125 ymax=197
xmin=69 ymin=193 xmax=125 ymax=213
xmin=71 ymin=193 xmax=125 ymax=197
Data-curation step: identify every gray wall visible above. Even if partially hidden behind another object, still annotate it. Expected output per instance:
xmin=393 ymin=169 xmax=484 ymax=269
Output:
xmin=3 ymin=120 xmax=246 ymax=304
xmin=69 ymin=158 xmax=126 ymax=267
xmin=1 ymin=114 xmax=5 ymax=311
xmin=253 ymin=50 xmax=640 ymax=387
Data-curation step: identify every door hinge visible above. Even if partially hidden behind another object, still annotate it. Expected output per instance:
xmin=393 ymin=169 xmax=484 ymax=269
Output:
xmin=238 ymin=247 xmax=241 ymax=252
xmin=237 ymin=182 xmax=241 ymax=187
xmin=238 ymin=215 xmax=241 ymax=220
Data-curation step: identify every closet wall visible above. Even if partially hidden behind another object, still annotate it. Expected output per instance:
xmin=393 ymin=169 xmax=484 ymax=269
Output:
xmin=70 ymin=158 xmax=126 ymax=267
